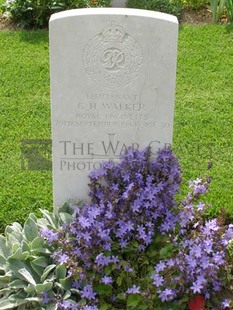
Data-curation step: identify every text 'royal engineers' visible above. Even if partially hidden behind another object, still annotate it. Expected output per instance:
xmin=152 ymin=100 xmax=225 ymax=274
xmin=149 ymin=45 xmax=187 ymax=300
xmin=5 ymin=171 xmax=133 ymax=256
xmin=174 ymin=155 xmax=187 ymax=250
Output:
xmin=50 ymin=8 xmax=178 ymax=208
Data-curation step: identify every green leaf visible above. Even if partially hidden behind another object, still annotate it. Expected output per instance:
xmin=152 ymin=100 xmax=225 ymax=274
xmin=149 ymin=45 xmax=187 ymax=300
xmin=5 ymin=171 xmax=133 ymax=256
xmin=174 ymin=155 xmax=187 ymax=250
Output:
xmin=59 ymin=212 xmax=73 ymax=225
xmin=104 ymin=266 xmax=111 ymax=275
xmin=35 ymin=281 xmax=53 ymax=293
xmin=116 ymin=271 xmax=126 ymax=286
xmin=137 ymin=303 xmax=151 ymax=310
xmin=30 ymin=262 xmax=45 ymax=277
xmin=59 ymin=277 xmax=72 ymax=290
xmin=99 ymin=303 xmax=110 ymax=310
xmin=39 ymin=209 xmax=58 ymax=228
xmin=0 ymin=299 xmax=18 ymax=309
xmin=9 ymin=279 xmax=27 ymax=289
xmin=8 ymin=296 xmax=41 ymax=308
xmin=0 ymin=236 xmax=10 ymax=259
xmin=25 ymin=297 xmax=41 ymax=303
xmin=5 ymin=225 xmax=23 ymax=245
xmin=131 ymin=240 xmax=139 ymax=248
xmin=29 ymin=213 xmax=38 ymax=222
xmin=0 ymin=255 xmax=6 ymax=265
xmin=147 ymin=249 xmax=159 ymax=259
xmin=159 ymin=244 xmax=174 ymax=259
xmin=95 ymin=284 xmax=112 ymax=296
xmin=21 ymin=251 xmax=30 ymax=260
xmin=0 ymin=288 xmax=10 ymax=295
xmin=31 ymin=247 xmax=51 ymax=255
xmin=0 ymin=275 xmax=10 ymax=287
xmin=44 ymin=304 xmax=57 ymax=310
xmin=22 ymin=241 xmax=30 ymax=253
xmin=63 ymin=290 xmax=71 ymax=299
xmin=18 ymin=268 xmax=36 ymax=286
xmin=56 ymin=263 xmax=66 ymax=280
xmin=31 ymin=237 xmax=45 ymax=249
xmin=32 ymin=257 xmax=48 ymax=267
xmin=24 ymin=283 xmax=36 ymax=294
xmin=12 ymin=243 xmax=19 ymax=253
xmin=7 ymin=258 xmax=27 ymax=277
xmin=127 ymin=294 xmax=142 ymax=308
xmin=9 ymin=247 xmax=22 ymax=260
xmin=117 ymin=292 xmax=126 ymax=300
xmin=0 ymin=295 xmax=40 ymax=310
xmin=41 ymin=264 xmax=56 ymax=282
xmin=5 ymin=223 xmax=22 ymax=237
xmin=58 ymin=203 xmax=74 ymax=216
xmin=23 ymin=217 xmax=38 ymax=242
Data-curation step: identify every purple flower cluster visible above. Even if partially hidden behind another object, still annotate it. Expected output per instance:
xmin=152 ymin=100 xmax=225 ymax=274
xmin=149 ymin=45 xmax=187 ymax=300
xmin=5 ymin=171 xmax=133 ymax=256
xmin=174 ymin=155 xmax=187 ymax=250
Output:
xmin=47 ymin=147 xmax=182 ymax=308
xmin=41 ymin=147 xmax=233 ymax=309
xmin=151 ymin=180 xmax=233 ymax=306
xmin=63 ymin=148 xmax=181 ymax=262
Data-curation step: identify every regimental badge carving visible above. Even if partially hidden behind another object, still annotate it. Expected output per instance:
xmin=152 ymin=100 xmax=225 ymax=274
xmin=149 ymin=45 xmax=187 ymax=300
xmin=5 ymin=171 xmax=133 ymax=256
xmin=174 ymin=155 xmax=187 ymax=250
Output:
xmin=83 ymin=22 xmax=143 ymax=89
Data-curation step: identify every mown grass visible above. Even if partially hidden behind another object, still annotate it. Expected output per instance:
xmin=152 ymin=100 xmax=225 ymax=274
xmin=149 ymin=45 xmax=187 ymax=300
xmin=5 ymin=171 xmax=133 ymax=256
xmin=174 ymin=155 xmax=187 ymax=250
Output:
xmin=174 ymin=25 xmax=233 ymax=219
xmin=0 ymin=31 xmax=52 ymax=230
xmin=0 ymin=25 xmax=233 ymax=230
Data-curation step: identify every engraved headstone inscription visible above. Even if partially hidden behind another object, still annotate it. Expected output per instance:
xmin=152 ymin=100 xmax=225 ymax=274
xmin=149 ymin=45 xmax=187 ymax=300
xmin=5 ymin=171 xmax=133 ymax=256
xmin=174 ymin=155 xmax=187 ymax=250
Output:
xmin=50 ymin=8 xmax=178 ymax=208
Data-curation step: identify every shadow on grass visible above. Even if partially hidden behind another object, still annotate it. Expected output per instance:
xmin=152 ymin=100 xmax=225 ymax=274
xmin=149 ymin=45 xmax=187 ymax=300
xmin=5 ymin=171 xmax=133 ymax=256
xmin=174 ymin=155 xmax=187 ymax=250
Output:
xmin=224 ymin=23 xmax=233 ymax=33
xmin=19 ymin=29 xmax=48 ymax=44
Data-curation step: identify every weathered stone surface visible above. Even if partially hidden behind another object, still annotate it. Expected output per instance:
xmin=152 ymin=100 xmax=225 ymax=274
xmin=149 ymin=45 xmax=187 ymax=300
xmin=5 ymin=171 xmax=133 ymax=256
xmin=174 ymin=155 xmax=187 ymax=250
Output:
xmin=49 ymin=8 xmax=178 ymax=208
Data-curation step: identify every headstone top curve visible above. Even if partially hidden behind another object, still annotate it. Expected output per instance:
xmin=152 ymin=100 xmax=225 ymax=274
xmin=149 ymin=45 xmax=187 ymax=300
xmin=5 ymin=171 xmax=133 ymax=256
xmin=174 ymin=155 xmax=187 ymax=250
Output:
xmin=49 ymin=8 xmax=178 ymax=25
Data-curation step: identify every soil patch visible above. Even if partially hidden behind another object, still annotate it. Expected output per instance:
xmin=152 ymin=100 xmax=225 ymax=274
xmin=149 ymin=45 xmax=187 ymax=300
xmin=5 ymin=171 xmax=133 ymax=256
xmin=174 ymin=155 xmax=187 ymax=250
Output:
xmin=0 ymin=15 xmax=19 ymax=30
xmin=181 ymin=6 xmax=213 ymax=25
xmin=0 ymin=7 xmax=229 ymax=30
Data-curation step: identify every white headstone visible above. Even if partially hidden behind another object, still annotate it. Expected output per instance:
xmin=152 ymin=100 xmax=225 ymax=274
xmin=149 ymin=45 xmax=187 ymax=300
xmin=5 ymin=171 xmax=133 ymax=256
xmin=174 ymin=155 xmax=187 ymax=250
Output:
xmin=50 ymin=8 xmax=178 ymax=208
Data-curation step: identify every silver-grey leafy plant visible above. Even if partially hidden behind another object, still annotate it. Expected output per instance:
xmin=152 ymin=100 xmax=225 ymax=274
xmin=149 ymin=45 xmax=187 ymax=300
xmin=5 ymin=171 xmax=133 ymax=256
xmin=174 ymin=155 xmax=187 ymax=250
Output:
xmin=0 ymin=204 xmax=74 ymax=310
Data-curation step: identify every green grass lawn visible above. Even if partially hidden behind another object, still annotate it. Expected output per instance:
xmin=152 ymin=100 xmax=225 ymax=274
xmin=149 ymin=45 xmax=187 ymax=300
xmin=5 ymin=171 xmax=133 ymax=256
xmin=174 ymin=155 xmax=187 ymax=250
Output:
xmin=0 ymin=25 xmax=233 ymax=230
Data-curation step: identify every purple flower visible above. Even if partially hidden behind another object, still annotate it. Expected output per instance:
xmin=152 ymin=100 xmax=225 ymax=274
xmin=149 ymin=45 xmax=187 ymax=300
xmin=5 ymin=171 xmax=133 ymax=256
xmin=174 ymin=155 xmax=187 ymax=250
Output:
xmin=196 ymin=274 xmax=207 ymax=286
xmin=57 ymin=252 xmax=69 ymax=264
xmin=88 ymin=206 xmax=101 ymax=219
xmin=79 ymin=215 xmax=91 ymax=228
xmin=40 ymin=228 xmax=59 ymax=244
xmin=222 ymin=299 xmax=231 ymax=308
xmin=98 ymin=229 xmax=110 ymax=241
xmin=111 ymin=255 xmax=119 ymax=264
xmin=193 ymin=245 xmax=202 ymax=258
xmin=81 ymin=285 xmax=96 ymax=300
xmin=82 ymin=231 xmax=92 ymax=242
xmin=58 ymin=300 xmax=78 ymax=309
xmin=95 ymin=253 xmax=111 ymax=266
xmin=185 ymin=254 xmax=197 ymax=268
xmin=42 ymin=292 xmax=51 ymax=305
xmin=101 ymin=276 xmax=112 ymax=284
xmin=126 ymin=285 xmax=140 ymax=294
xmin=203 ymin=238 xmax=213 ymax=254
xmin=84 ymin=306 xmax=98 ymax=310
xmin=197 ymin=202 xmax=205 ymax=212
xmin=151 ymin=274 xmax=164 ymax=287
xmin=120 ymin=239 xmax=128 ymax=248
xmin=213 ymin=252 xmax=224 ymax=265
xmin=158 ymin=288 xmax=176 ymax=302
xmin=124 ymin=265 xmax=133 ymax=273
xmin=190 ymin=281 xmax=203 ymax=294
xmin=222 ymin=225 xmax=233 ymax=246
xmin=155 ymin=261 xmax=166 ymax=272
xmin=202 ymin=219 xmax=219 ymax=235
xmin=131 ymin=202 xmax=141 ymax=212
